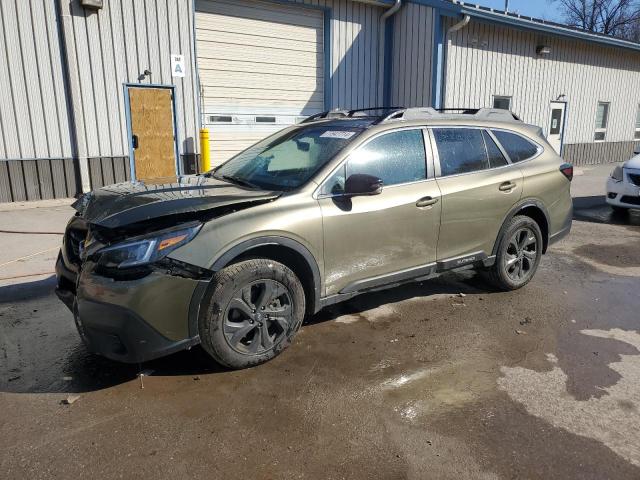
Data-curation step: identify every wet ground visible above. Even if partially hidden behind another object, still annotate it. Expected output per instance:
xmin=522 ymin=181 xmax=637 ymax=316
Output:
xmin=2 ymin=165 xmax=640 ymax=479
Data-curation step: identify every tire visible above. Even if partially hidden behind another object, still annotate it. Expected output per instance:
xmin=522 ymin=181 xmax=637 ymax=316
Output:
xmin=484 ymin=215 xmax=543 ymax=291
xmin=199 ymin=259 xmax=305 ymax=369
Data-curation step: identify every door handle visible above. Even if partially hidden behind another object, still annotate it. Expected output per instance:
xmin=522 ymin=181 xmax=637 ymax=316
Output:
xmin=499 ymin=182 xmax=516 ymax=192
xmin=132 ymin=134 xmax=139 ymax=150
xmin=416 ymin=196 xmax=439 ymax=208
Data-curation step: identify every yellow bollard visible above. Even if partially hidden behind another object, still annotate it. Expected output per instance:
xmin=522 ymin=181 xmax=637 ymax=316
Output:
xmin=199 ymin=128 xmax=211 ymax=172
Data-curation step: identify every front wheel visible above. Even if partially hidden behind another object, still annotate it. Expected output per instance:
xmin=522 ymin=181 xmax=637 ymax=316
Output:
xmin=199 ymin=259 xmax=306 ymax=369
xmin=484 ymin=215 xmax=543 ymax=291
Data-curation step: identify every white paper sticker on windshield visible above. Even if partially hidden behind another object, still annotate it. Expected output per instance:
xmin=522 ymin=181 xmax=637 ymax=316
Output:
xmin=320 ymin=131 xmax=356 ymax=139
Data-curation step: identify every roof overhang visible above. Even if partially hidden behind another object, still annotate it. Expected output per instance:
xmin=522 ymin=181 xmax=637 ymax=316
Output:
xmin=409 ymin=0 xmax=640 ymax=53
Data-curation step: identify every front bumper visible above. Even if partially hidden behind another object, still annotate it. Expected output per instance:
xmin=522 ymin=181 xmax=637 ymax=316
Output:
xmin=55 ymin=252 xmax=204 ymax=363
xmin=606 ymin=175 xmax=640 ymax=209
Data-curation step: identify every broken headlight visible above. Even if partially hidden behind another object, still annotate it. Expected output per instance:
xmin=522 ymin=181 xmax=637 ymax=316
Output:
xmin=96 ymin=223 xmax=201 ymax=269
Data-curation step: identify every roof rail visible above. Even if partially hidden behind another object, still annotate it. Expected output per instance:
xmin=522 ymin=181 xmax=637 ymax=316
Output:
xmin=301 ymin=107 xmax=405 ymax=123
xmin=302 ymin=107 xmax=522 ymax=124
xmin=383 ymin=107 xmax=522 ymax=123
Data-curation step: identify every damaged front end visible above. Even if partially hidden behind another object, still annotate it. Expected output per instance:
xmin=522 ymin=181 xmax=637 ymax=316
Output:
xmin=55 ymin=176 xmax=281 ymax=363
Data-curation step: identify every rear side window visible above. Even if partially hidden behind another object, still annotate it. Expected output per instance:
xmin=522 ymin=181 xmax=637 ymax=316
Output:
xmin=433 ymin=128 xmax=489 ymax=176
xmin=346 ymin=129 xmax=427 ymax=186
xmin=492 ymin=130 xmax=539 ymax=162
xmin=483 ymin=131 xmax=509 ymax=168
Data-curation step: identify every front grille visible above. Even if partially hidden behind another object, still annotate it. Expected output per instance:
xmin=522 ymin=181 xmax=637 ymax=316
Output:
xmin=64 ymin=221 xmax=88 ymax=268
xmin=628 ymin=173 xmax=640 ymax=187
xmin=620 ymin=196 xmax=640 ymax=206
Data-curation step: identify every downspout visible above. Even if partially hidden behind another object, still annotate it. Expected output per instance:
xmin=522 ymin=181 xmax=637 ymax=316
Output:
xmin=439 ymin=14 xmax=470 ymax=109
xmin=55 ymin=0 xmax=87 ymax=196
xmin=379 ymin=0 xmax=402 ymax=107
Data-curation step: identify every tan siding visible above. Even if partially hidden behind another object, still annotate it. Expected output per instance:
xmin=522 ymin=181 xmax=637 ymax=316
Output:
xmin=444 ymin=18 xmax=640 ymax=145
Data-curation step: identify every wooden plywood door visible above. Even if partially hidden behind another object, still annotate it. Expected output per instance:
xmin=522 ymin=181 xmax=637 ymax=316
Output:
xmin=128 ymin=87 xmax=177 ymax=180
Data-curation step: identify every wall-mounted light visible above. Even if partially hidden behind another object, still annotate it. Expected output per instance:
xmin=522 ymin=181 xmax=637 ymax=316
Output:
xmin=138 ymin=70 xmax=152 ymax=82
xmin=556 ymin=94 xmax=566 ymax=101
xmin=81 ymin=0 xmax=103 ymax=9
xmin=536 ymin=45 xmax=551 ymax=55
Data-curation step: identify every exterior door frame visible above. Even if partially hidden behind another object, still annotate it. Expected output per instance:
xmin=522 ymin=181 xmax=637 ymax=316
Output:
xmin=548 ymin=100 xmax=568 ymax=156
xmin=123 ymin=83 xmax=180 ymax=181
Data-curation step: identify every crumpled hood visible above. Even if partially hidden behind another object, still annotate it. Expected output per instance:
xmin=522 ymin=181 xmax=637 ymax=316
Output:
xmin=73 ymin=175 xmax=280 ymax=228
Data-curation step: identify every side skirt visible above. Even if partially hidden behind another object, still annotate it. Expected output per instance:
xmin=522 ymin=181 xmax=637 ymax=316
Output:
xmin=319 ymin=252 xmax=495 ymax=310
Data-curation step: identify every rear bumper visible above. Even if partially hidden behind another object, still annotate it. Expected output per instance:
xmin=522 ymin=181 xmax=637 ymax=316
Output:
xmin=55 ymin=253 xmax=201 ymax=363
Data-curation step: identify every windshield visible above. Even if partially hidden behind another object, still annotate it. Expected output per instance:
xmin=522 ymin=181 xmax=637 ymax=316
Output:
xmin=210 ymin=125 xmax=363 ymax=191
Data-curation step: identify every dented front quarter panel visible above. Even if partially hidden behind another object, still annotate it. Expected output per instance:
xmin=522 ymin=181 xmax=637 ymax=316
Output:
xmin=168 ymin=189 xmax=326 ymax=292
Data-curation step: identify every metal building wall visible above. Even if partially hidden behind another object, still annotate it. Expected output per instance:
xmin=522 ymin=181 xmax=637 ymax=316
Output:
xmin=0 ymin=0 xmax=76 ymax=202
xmin=390 ymin=2 xmax=436 ymax=107
xmin=443 ymin=18 xmax=640 ymax=164
xmin=59 ymin=0 xmax=200 ymax=190
xmin=289 ymin=0 xmax=384 ymax=109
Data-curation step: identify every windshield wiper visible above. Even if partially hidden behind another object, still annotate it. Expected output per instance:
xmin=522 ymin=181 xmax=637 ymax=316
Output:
xmin=217 ymin=174 xmax=259 ymax=189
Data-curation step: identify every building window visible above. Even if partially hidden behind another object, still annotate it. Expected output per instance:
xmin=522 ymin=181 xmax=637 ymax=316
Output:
xmin=594 ymin=102 xmax=610 ymax=142
xmin=635 ymin=105 xmax=640 ymax=140
xmin=493 ymin=96 xmax=512 ymax=110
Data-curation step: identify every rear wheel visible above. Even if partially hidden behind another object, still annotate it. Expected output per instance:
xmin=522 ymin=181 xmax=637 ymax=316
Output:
xmin=484 ymin=215 xmax=543 ymax=291
xmin=199 ymin=259 xmax=305 ymax=369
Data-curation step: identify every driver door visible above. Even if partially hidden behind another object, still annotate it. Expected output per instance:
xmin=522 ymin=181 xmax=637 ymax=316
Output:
xmin=318 ymin=128 xmax=442 ymax=296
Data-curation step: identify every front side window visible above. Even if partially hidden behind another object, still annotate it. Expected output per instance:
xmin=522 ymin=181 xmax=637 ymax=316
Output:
xmin=634 ymin=105 xmax=640 ymax=140
xmin=493 ymin=96 xmax=512 ymax=110
xmin=491 ymin=130 xmax=540 ymax=163
xmin=595 ymin=102 xmax=610 ymax=141
xmin=433 ymin=128 xmax=489 ymax=176
xmin=320 ymin=129 xmax=427 ymax=195
xmin=212 ymin=125 xmax=363 ymax=191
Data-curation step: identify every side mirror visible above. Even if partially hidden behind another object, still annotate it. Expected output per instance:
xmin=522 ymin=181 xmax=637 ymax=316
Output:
xmin=344 ymin=173 xmax=383 ymax=197
xmin=634 ymin=145 xmax=640 ymax=155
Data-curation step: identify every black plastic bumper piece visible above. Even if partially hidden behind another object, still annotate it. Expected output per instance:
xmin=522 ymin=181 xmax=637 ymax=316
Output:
xmin=55 ymin=254 xmax=199 ymax=363
xmin=73 ymin=298 xmax=200 ymax=363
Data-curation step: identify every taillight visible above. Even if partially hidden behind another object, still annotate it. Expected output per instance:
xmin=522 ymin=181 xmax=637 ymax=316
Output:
xmin=560 ymin=163 xmax=573 ymax=181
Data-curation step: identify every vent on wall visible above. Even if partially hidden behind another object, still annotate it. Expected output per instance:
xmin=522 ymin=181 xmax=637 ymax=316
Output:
xmin=255 ymin=116 xmax=276 ymax=123
xmin=210 ymin=115 xmax=233 ymax=123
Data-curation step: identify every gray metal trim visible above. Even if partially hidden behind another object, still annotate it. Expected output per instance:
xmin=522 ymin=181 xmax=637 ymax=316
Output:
xmin=339 ymin=262 xmax=437 ymax=294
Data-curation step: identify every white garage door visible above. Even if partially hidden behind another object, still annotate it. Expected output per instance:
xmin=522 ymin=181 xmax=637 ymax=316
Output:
xmin=195 ymin=0 xmax=325 ymax=163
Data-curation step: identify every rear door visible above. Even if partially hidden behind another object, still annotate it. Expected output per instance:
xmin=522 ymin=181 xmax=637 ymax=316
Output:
xmin=318 ymin=128 xmax=441 ymax=296
xmin=430 ymin=127 xmax=524 ymax=264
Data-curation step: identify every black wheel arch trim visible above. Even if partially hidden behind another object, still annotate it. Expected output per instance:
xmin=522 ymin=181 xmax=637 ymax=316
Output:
xmin=492 ymin=199 xmax=550 ymax=256
xmin=210 ymin=236 xmax=323 ymax=313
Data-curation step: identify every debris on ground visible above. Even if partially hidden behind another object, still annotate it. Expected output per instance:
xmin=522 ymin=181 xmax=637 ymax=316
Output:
xmin=193 ymin=376 xmax=201 ymax=381
xmin=62 ymin=376 xmax=73 ymax=381
xmin=515 ymin=330 xmax=527 ymax=335
xmin=61 ymin=395 xmax=81 ymax=405
xmin=390 ymin=338 xmax=399 ymax=343
xmin=520 ymin=317 xmax=532 ymax=326
xmin=458 ymin=293 xmax=467 ymax=298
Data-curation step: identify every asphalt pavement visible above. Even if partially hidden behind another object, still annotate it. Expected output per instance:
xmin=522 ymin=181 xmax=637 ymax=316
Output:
xmin=2 ymin=163 xmax=640 ymax=479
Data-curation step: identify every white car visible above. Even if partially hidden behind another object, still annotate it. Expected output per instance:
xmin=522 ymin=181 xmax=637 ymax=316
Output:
xmin=606 ymin=146 xmax=640 ymax=212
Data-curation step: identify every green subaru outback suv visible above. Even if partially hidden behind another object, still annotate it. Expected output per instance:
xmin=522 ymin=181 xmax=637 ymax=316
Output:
xmin=56 ymin=107 xmax=573 ymax=369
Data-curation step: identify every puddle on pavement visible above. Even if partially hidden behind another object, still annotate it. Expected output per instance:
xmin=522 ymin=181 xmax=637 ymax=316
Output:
xmin=378 ymin=352 xmax=498 ymax=421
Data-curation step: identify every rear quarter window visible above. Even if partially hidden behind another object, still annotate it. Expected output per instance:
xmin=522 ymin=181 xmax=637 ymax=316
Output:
xmin=492 ymin=130 xmax=540 ymax=163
